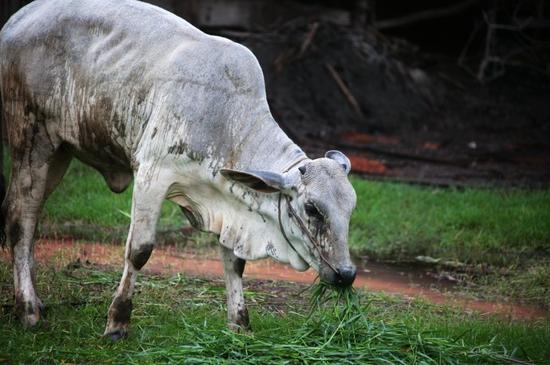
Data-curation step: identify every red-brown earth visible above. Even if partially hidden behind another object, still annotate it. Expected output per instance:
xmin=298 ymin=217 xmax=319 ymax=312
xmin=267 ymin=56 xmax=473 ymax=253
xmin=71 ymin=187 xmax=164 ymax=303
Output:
xmin=1 ymin=239 xmax=546 ymax=321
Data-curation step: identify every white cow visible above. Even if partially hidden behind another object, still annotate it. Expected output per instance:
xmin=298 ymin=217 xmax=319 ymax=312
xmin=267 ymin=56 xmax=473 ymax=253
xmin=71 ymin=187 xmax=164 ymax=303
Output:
xmin=0 ymin=0 xmax=357 ymax=339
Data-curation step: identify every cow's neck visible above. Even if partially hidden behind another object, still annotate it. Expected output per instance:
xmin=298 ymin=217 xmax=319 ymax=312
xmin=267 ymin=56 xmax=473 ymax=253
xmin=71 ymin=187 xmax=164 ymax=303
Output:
xmin=166 ymin=157 xmax=309 ymax=269
xmin=161 ymin=101 xmax=310 ymax=266
xmin=211 ymin=99 xmax=308 ymax=173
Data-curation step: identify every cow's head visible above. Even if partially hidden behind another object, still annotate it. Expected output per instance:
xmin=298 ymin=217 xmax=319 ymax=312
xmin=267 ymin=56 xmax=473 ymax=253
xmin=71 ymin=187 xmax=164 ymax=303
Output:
xmin=221 ymin=150 xmax=357 ymax=288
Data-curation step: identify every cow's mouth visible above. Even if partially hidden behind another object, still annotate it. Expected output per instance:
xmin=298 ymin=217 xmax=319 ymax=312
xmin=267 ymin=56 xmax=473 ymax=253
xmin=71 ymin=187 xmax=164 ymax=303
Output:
xmin=320 ymin=262 xmax=357 ymax=288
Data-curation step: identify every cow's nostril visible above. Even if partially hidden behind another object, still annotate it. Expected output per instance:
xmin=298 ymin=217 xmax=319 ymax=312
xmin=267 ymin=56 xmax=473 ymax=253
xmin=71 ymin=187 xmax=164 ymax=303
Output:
xmin=336 ymin=265 xmax=357 ymax=288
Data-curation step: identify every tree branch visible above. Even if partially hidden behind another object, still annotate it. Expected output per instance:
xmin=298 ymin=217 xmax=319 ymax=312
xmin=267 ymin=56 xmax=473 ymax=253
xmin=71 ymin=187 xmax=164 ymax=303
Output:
xmin=376 ymin=0 xmax=480 ymax=30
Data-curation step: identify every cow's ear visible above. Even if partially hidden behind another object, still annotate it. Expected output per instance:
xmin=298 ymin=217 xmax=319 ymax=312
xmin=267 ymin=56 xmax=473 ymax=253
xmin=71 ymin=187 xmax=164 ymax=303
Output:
xmin=220 ymin=169 xmax=293 ymax=193
xmin=325 ymin=150 xmax=351 ymax=174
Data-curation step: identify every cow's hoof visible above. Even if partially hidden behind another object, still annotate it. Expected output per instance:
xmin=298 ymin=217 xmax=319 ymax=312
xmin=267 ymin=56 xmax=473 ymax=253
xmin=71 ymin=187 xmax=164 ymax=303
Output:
xmin=15 ymin=300 xmax=41 ymax=328
xmin=20 ymin=312 xmax=40 ymax=328
xmin=228 ymin=323 xmax=252 ymax=334
xmin=104 ymin=329 xmax=128 ymax=341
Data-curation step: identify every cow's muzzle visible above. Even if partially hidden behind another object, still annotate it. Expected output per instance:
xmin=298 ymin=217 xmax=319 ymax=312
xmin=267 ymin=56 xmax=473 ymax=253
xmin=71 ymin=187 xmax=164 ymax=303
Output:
xmin=320 ymin=264 xmax=357 ymax=288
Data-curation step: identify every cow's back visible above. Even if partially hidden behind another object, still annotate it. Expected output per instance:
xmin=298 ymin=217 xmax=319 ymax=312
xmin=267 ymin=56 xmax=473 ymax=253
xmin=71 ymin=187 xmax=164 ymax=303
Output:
xmin=0 ymin=0 xmax=233 ymax=166
xmin=0 ymin=0 xmax=299 ymax=174
xmin=0 ymin=0 xmax=206 ymax=75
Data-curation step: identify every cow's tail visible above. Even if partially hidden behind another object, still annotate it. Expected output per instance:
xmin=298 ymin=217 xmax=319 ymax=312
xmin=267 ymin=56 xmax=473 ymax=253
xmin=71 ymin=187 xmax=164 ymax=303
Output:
xmin=0 ymin=89 xmax=6 ymax=248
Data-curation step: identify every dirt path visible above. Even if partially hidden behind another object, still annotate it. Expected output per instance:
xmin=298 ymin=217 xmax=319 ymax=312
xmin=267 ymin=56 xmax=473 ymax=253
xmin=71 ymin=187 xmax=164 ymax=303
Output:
xmin=1 ymin=239 xmax=547 ymax=320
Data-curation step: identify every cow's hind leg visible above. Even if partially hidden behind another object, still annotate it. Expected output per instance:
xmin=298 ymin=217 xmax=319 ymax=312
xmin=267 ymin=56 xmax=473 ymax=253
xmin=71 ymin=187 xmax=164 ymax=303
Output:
xmin=5 ymin=146 xmax=71 ymax=327
xmin=220 ymin=246 xmax=250 ymax=331
xmin=104 ymin=166 xmax=169 ymax=340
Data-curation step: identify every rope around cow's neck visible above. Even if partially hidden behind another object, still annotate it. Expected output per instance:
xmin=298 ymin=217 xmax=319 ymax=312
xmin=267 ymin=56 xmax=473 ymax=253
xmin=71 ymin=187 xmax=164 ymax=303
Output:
xmin=277 ymin=193 xmax=340 ymax=275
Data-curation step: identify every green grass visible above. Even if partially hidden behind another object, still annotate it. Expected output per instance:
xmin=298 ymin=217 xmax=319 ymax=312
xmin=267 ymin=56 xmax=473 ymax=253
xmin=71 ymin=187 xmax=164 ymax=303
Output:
xmin=1 ymin=264 xmax=548 ymax=364
xmin=37 ymin=160 xmax=185 ymax=243
xmin=472 ymin=262 xmax=550 ymax=310
xmin=349 ymin=177 xmax=550 ymax=266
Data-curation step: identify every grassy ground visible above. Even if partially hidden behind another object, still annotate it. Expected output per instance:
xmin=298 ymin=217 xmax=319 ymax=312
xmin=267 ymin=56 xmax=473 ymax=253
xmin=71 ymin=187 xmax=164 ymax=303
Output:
xmin=350 ymin=177 xmax=550 ymax=266
xmin=1 ymin=263 xmax=548 ymax=364
xmin=28 ymin=160 xmax=549 ymax=308
xmin=37 ymin=160 xmax=184 ymax=243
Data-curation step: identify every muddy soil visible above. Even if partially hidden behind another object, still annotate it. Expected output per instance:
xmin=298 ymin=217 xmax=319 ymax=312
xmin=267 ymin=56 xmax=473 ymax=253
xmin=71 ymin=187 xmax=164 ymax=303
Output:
xmin=1 ymin=239 xmax=546 ymax=320
xmin=219 ymin=21 xmax=550 ymax=187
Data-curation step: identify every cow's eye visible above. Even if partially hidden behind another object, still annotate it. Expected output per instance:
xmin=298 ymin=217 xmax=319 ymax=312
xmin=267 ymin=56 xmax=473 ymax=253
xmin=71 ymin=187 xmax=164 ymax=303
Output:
xmin=305 ymin=202 xmax=323 ymax=220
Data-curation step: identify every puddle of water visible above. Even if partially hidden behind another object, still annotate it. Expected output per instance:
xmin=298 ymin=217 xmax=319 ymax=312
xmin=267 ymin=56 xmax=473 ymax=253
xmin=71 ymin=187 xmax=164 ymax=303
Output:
xmin=1 ymin=239 xmax=547 ymax=320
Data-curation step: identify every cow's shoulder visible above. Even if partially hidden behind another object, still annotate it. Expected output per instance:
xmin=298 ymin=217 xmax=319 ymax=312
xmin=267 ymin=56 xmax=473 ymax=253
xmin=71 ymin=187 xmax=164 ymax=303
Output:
xmin=206 ymin=36 xmax=267 ymax=98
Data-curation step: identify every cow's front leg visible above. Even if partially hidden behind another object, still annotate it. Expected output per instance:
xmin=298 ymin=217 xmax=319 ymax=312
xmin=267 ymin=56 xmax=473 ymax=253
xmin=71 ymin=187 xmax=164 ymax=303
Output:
xmin=103 ymin=166 xmax=168 ymax=340
xmin=220 ymin=246 xmax=250 ymax=331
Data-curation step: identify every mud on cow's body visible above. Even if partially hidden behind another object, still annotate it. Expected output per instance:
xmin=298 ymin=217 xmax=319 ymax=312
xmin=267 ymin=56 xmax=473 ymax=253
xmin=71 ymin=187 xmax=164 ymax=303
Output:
xmin=0 ymin=0 xmax=357 ymax=338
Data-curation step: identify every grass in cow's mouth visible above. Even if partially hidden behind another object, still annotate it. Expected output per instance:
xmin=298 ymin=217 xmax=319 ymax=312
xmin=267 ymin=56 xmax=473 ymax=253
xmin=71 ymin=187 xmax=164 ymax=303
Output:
xmin=1 ymin=264 xmax=548 ymax=364
xmin=309 ymin=280 xmax=360 ymax=319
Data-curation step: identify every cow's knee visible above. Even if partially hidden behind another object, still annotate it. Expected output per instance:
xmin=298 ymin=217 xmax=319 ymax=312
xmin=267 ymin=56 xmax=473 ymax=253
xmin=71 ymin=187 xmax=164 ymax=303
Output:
xmin=129 ymin=243 xmax=154 ymax=270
